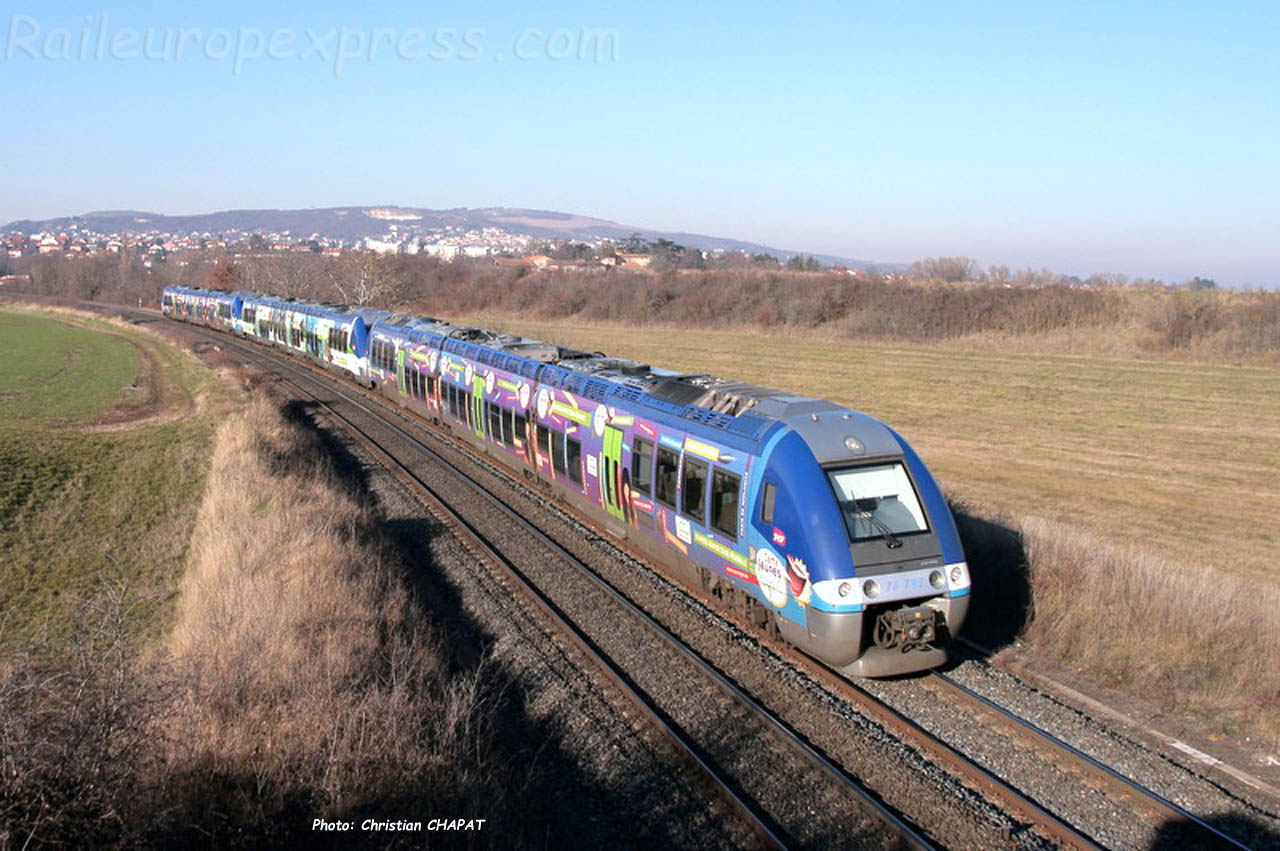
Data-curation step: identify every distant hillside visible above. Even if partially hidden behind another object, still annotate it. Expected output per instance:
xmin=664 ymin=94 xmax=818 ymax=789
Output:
xmin=2 ymin=205 xmax=887 ymax=268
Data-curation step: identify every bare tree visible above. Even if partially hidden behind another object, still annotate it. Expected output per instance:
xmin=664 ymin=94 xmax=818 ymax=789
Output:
xmin=332 ymin=253 xmax=407 ymax=306
xmin=908 ymin=256 xmax=980 ymax=283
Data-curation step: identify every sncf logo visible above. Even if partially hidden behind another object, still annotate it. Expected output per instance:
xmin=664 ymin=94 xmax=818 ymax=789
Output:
xmin=771 ymin=527 xmax=787 ymax=546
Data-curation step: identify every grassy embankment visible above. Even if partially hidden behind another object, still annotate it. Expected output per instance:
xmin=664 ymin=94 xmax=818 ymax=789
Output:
xmin=462 ymin=314 xmax=1280 ymax=742
xmin=2 ymin=309 xmax=526 ymax=847
xmin=156 ymin=391 xmax=506 ymax=846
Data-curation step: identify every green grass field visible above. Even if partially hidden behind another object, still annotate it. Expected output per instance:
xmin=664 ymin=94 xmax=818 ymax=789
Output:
xmin=464 ymin=316 xmax=1280 ymax=588
xmin=0 ymin=311 xmax=140 ymax=422
xmin=0 ymin=308 xmax=236 ymax=648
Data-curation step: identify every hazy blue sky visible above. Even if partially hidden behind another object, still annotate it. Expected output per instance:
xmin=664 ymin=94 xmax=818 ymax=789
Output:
xmin=2 ymin=1 xmax=1276 ymax=284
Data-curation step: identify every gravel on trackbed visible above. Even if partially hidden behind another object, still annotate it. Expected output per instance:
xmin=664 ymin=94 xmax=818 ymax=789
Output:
xmin=127 ymin=313 xmax=1280 ymax=851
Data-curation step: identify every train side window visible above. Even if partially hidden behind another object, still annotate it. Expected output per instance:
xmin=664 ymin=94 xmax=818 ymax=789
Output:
xmin=760 ymin=482 xmax=777 ymax=525
xmin=514 ymin=411 xmax=528 ymax=447
xmin=681 ymin=457 xmax=708 ymax=523
xmin=538 ymin=424 xmax=553 ymax=464
xmin=488 ymin=401 xmax=503 ymax=441
xmin=655 ymin=447 xmax=679 ymax=508
xmin=551 ymin=429 xmax=567 ymax=475
xmin=631 ymin=437 xmax=653 ymax=498
xmin=566 ymin=437 xmax=583 ymax=485
xmin=710 ymin=469 xmax=741 ymax=539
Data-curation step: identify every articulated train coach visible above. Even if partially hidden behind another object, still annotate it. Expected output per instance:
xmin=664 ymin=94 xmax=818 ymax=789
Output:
xmin=163 ymin=285 xmax=969 ymax=677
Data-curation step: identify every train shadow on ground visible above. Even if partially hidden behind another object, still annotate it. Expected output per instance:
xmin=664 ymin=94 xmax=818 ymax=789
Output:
xmin=1150 ymin=812 xmax=1280 ymax=850
xmin=947 ymin=502 xmax=1034 ymax=658
xmin=277 ymin=397 xmax=698 ymax=849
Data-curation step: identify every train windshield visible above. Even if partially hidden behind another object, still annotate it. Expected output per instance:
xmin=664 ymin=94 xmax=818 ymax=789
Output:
xmin=827 ymin=463 xmax=928 ymax=542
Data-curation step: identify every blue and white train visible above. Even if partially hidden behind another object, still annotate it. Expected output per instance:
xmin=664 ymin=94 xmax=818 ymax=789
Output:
xmin=163 ymin=285 xmax=970 ymax=677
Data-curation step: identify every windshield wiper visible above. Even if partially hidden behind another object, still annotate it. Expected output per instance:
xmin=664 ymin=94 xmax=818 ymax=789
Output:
xmin=853 ymin=497 xmax=903 ymax=549
xmin=866 ymin=512 xmax=904 ymax=548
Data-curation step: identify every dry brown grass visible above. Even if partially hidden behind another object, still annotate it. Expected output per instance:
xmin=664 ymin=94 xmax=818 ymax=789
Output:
xmin=156 ymin=390 xmax=503 ymax=840
xmin=3 ymin=388 xmax=515 ymax=847
xmin=960 ymin=505 xmax=1280 ymax=743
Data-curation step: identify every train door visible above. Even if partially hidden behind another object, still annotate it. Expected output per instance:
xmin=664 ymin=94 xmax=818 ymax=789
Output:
xmin=395 ymin=347 xmax=407 ymax=396
xmin=601 ymin=425 xmax=626 ymax=521
xmin=471 ymin=376 xmax=486 ymax=439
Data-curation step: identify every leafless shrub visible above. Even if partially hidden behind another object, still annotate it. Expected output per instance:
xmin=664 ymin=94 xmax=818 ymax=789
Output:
xmin=1222 ymin=291 xmax=1280 ymax=354
xmin=1145 ymin=292 xmax=1224 ymax=349
xmin=0 ymin=574 xmax=170 ymax=848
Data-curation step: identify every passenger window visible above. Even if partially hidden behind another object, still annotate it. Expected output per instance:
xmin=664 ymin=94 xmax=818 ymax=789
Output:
xmin=514 ymin=411 xmax=528 ymax=447
xmin=711 ymin=469 xmax=741 ymax=539
xmin=488 ymin=402 xmax=503 ymax=442
xmin=655 ymin=447 xmax=679 ymax=508
xmin=566 ymin=438 xmax=583 ymax=485
xmin=632 ymin=437 xmax=653 ymax=497
xmin=551 ymin=429 xmax=567 ymax=475
xmin=538 ymin=424 xmax=553 ymax=464
xmin=682 ymin=457 xmax=708 ymax=522
xmin=760 ymin=482 xmax=777 ymax=525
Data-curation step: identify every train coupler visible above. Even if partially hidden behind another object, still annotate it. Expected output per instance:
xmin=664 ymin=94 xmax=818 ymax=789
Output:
xmin=873 ymin=606 xmax=941 ymax=652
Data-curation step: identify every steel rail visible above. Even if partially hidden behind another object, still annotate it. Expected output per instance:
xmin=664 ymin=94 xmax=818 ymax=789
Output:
xmin=260 ymin=356 xmax=791 ymax=851
xmin=927 ymin=670 xmax=1252 ymax=850
xmin=214 ymin=329 xmax=934 ymax=850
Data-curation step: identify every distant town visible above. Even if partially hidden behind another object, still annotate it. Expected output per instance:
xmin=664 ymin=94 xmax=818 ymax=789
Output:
xmin=4 ymin=221 xmax=556 ymax=266
xmin=0 ymin=206 xmax=1225 ymax=290
xmin=0 ymin=216 xmax=854 ymax=276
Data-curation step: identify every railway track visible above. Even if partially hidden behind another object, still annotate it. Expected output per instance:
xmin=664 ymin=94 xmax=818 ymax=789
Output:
xmin=919 ymin=670 xmax=1253 ymax=850
xmin=164 ymin=313 xmax=1270 ymax=848
xmin=170 ymin=318 xmax=1100 ymax=847
xmin=206 ymin=325 xmax=938 ymax=848
xmin=16 ymin=295 xmax=1270 ymax=848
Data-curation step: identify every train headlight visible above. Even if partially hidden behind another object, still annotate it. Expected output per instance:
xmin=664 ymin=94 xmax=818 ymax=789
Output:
xmin=844 ymin=436 xmax=866 ymax=455
xmin=863 ymin=579 xmax=880 ymax=598
xmin=929 ymin=570 xmax=944 ymax=589
xmin=950 ymin=565 xmax=964 ymax=583
xmin=837 ymin=582 xmax=852 ymax=598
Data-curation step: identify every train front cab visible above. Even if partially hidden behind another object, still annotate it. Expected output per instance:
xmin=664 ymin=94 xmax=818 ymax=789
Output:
xmin=756 ymin=409 xmax=970 ymax=678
